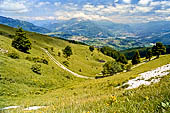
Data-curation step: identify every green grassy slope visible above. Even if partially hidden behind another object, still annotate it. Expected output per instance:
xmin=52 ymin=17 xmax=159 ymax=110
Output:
xmin=3 ymin=54 xmax=170 ymax=113
xmin=1 ymin=24 xmax=170 ymax=113
xmin=0 ymin=24 xmax=112 ymax=107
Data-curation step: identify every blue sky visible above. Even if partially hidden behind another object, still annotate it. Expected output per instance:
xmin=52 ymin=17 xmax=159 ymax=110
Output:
xmin=0 ymin=0 xmax=170 ymax=23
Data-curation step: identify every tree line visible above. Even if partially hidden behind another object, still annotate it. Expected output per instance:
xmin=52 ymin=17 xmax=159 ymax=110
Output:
xmin=100 ymin=42 xmax=166 ymax=76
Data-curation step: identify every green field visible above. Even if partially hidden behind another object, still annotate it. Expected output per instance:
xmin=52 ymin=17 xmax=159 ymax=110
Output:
xmin=1 ymin=24 xmax=170 ymax=113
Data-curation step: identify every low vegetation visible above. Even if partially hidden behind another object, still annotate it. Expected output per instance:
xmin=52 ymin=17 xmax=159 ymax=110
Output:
xmin=63 ymin=46 xmax=73 ymax=58
xmin=89 ymin=46 xmax=95 ymax=52
xmin=31 ymin=64 xmax=41 ymax=75
xmin=102 ymin=61 xmax=124 ymax=76
xmin=8 ymin=52 xmax=19 ymax=59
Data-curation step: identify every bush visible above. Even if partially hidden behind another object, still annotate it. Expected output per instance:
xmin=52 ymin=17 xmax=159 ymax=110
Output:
xmin=63 ymin=46 xmax=73 ymax=58
xmin=51 ymin=47 xmax=54 ymax=52
xmin=8 ymin=52 xmax=19 ymax=59
xmin=42 ymin=59 xmax=48 ymax=65
xmin=25 ymin=56 xmax=32 ymax=61
xmin=89 ymin=46 xmax=95 ymax=52
xmin=31 ymin=64 xmax=41 ymax=75
xmin=32 ymin=57 xmax=48 ymax=65
xmin=58 ymin=52 xmax=61 ymax=57
xmin=63 ymin=61 xmax=69 ymax=67
xmin=102 ymin=61 xmax=124 ymax=76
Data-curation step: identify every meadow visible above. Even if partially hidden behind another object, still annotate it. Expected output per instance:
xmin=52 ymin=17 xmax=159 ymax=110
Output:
xmin=0 ymin=24 xmax=170 ymax=113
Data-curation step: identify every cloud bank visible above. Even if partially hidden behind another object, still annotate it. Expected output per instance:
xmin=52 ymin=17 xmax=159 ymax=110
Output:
xmin=1 ymin=0 xmax=170 ymax=23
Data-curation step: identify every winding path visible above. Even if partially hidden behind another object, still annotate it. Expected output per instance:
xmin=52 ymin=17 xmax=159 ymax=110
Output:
xmin=41 ymin=48 xmax=94 ymax=79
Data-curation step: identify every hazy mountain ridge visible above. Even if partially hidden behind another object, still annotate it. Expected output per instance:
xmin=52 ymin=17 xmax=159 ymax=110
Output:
xmin=0 ymin=16 xmax=51 ymax=33
xmin=44 ymin=18 xmax=131 ymax=38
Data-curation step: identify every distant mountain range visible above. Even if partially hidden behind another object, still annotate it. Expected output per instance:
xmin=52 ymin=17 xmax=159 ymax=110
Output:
xmin=43 ymin=18 xmax=132 ymax=38
xmin=0 ymin=16 xmax=51 ymax=33
xmin=1 ymin=15 xmax=170 ymax=50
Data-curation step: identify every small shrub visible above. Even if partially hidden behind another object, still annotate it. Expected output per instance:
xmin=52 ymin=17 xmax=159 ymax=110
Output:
xmin=42 ymin=59 xmax=48 ymax=65
xmin=63 ymin=46 xmax=73 ymax=58
xmin=51 ymin=47 xmax=54 ymax=52
xmin=32 ymin=57 xmax=48 ymax=65
xmin=58 ymin=52 xmax=61 ymax=57
xmin=25 ymin=56 xmax=32 ymax=61
xmin=63 ymin=61 xmax=69 ymax=67
xmin=8 ymin=52 xmax=19 ymax=59
xmin=89 ymin=46 xmax=95 ymax=52
xmin=31 ymin=64 xmax=41 ymax=75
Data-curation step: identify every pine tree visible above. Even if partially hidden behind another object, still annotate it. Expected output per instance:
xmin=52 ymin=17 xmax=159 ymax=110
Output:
xmin=132 ymin=50 xmax=141 ymax=65
xmin=12 ymin=27 xmax=31 ymax=53
xmin=146 ymin=49 xmax=152 ymax=61
xmin=152 ymin=42 xmax=166 ymax=58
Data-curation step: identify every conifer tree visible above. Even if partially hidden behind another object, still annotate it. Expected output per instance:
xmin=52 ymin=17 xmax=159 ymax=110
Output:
xmin=12 ymin=27 xmax=31 ymax=53
xmin=146 ymin=49 xmax=152 ymax=61
xmin=152 ymin=42 xmax=166 ymax=58
xmin=132 ymin=50 xmax=141 ymax=65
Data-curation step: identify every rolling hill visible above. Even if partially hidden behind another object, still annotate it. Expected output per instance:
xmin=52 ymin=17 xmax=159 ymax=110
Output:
xmin=0 ymin=16 xmax=51 ymax=33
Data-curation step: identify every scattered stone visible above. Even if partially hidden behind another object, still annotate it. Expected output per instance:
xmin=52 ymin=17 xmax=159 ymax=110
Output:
xmin=24 ymin=106 xmax=46 ymax=111
xmin=120 ymin=64 xmax=170 ymax=90
xmin=0 ymin=106 xmax=20 ymax=110
xmin=0 ymin=48 xmax=8 ymax=54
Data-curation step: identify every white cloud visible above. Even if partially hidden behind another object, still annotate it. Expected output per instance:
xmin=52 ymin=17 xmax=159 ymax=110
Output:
xmin=131 ymin=5 xmax=153 ymax=13
xmin=150 ymin=1 xmax=170 ymax=7
xmin=155 ymin=8 xmax=170 ymax=14
xmin=138 ymin=0 xmax=152 ymax=5
xmin=13 ymin=16 xmax=56 ymax=21
xmin=5 ymin=0 xmax=170 ymax=24
xmin=35 ymin=2 xmax=50 ymax=8
xmin=0 ymin=0 xmax=28 ymax=13
xmin=123 ymin=0 xmax=131 ymax=4
xmin=54 ymin=10 xmax=110 ymax=21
